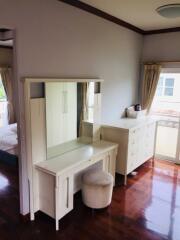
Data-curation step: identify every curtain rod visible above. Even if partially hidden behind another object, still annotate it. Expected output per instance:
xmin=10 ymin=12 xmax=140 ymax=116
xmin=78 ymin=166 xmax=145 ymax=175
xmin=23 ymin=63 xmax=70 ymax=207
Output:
xmin=0 ymin=65 xmax=11 ymax=68
xmin=143 ymin=61 xmax=180 ymax=64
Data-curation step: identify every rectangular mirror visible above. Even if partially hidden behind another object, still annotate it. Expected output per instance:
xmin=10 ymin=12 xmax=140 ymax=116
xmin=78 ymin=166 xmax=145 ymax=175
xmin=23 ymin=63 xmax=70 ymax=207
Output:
xmin=45 ymin=81 xmax=100 ymax=159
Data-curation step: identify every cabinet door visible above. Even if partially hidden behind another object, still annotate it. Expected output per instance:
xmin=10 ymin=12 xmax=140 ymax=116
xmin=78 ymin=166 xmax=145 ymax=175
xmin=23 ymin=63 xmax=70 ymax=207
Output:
xmin=45 ymin=82 xmax=64 ymax=148
xmin=58 ymin=174 xmax=74 ymax=220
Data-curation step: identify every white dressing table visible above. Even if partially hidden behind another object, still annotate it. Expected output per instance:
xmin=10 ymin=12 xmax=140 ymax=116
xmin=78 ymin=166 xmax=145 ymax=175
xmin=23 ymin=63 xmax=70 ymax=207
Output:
xmin=24 ymin=78 xmax=118 ymax=231
xmin=35 ymin=140 xmax=118 ymax=230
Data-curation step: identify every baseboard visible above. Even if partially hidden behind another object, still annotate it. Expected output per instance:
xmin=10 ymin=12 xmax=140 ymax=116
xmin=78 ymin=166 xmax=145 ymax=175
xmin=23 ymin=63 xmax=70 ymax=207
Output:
xmin=19 ymin=213 xmax=30 ymax=222
xmin=155 ymin=154 xmax=175 ymax=162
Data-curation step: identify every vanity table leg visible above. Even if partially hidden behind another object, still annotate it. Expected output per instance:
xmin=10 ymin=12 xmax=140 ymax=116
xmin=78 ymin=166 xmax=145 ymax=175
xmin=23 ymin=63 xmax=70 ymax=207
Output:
xmin=29 ymin=180 xmax=35 ymax=221
xmin=55 ymin=218 xmax=59 ymax=231
xmin=30 ymin=212 xmax=35 ymax=221
xmin=124 ymin=174 xmax=127 ymax=185
xmin=55 ymin=176 xmax=59 ymax=231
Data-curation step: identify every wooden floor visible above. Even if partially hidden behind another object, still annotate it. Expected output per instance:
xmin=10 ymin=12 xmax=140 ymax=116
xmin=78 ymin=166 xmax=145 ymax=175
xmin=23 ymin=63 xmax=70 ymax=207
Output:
xmin=0 ymin=159 xmax=180 ymax=240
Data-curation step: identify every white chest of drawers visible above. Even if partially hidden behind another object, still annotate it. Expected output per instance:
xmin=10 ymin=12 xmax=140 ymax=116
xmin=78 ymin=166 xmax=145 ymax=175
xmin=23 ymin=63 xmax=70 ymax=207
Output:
xmin=101 ymin=118 xmax=157 ymax=184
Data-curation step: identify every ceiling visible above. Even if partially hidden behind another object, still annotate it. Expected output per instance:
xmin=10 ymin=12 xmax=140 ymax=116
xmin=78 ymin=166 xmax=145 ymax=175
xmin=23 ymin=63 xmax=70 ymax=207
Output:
xmin=80 ymin=0 xmax=180 ymax=31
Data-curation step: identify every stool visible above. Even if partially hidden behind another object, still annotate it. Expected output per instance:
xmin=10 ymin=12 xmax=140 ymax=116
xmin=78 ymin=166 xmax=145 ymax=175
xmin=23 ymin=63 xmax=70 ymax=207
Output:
xmin=82 ymin=169 xmax=114 ymax=209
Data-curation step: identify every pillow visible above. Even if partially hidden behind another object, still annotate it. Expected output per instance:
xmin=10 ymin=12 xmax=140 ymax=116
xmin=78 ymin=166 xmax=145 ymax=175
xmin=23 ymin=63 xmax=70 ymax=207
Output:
xmin=10 ymin=123 xmax=17 ymax=133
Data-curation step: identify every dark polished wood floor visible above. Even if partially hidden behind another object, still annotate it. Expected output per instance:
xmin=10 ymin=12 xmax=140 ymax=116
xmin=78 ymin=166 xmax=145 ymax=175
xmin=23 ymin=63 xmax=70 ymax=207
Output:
xmin=0 ymin=159 xmax=180 ymax=240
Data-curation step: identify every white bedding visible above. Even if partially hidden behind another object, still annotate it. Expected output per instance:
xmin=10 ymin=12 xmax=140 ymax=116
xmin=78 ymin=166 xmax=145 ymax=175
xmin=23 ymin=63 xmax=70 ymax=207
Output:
xmin=0 ymin=123 xmax=18 ymax=156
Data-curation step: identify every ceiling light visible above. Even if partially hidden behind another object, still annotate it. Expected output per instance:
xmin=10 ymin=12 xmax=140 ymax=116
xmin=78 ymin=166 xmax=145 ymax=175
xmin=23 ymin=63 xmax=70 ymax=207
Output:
xmin=156 ymin=4 xmax=180 ymax=18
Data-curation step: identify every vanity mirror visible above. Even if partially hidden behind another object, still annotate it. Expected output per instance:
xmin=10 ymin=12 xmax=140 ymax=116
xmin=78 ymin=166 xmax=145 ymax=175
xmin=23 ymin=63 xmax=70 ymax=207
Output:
xmin=45 ymin=81 xmax=101 ymax=159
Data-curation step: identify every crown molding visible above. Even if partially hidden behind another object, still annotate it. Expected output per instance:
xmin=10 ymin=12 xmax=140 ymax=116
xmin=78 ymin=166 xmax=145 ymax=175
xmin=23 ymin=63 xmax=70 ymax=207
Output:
xmin=144 ymin=27 xmax=180 ymax=35
xmin=59 ymin=0 xmax=180 ymax=35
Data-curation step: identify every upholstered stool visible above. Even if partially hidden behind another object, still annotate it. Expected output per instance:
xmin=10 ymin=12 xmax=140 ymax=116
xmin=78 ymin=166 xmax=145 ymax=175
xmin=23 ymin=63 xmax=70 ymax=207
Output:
xmin=82 ymin=169 xmax=114 ymax=209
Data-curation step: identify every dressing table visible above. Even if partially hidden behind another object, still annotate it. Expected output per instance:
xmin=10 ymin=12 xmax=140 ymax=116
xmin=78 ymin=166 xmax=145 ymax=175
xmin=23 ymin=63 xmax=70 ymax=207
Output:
xmin=24 ymin=78 xmax=118 ymax=230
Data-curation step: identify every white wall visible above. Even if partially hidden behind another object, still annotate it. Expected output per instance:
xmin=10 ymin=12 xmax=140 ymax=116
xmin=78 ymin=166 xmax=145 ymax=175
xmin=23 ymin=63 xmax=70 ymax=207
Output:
xmin=143 ymin=32 xmax=180 ymax=62
xmin=0 ymin=0 xmax=143 ymax=214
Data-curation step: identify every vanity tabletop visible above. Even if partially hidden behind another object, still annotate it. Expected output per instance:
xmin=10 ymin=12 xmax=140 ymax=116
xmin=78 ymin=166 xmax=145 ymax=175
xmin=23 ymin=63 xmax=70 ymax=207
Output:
xmin=35 ymin=140 xmax=118 ymax=176
xmin=102 ymin=116 xmax=157 ymax=131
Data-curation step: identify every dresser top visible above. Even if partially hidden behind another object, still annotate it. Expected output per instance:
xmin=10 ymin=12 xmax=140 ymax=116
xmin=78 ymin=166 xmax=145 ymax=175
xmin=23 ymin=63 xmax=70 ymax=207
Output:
xmin=102 ymin=117 xmax=157 ymax=131
xmin=35 ymin=140 xmax=118 ymax=176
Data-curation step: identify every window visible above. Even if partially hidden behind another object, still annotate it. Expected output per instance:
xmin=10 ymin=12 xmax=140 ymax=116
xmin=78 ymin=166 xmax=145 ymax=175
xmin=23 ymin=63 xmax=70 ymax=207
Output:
xmin=87 ymin=82 xmax=94 ymax=121
xmin=156 ymin=77 xmax=163 ymax=96
xmin=164 ymin=78 xmax=174 ymax=96
xmin=156 ymin=76 xmax=174 ymax=97
xmin=151 ymin=73 xmax=180 ymax=117
xmin=0 ymin=76 xmax=6 ymax=101
xmin=0 ymin=75 xmax=8 ymax=127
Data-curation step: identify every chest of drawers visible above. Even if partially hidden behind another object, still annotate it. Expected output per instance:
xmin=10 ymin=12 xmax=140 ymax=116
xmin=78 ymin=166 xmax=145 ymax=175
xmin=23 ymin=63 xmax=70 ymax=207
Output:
xmin=101 ymin=118 xmax=157 ymax=184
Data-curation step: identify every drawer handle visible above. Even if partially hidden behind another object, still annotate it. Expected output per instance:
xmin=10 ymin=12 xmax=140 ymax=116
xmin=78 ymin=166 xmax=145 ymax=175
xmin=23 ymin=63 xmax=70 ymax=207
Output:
xmin=67 ymin=177 xmax=69 ymax=208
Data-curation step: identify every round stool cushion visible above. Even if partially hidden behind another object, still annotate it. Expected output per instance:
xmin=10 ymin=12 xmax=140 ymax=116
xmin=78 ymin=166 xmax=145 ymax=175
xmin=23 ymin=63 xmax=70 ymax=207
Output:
xmin=82 ymin=169 xmax=114 ymax=209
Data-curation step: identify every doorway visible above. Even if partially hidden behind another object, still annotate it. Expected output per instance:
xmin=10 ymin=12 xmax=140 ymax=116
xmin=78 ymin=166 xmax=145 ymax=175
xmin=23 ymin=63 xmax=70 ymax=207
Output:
xmin=0 ymin=30 xmax=21 ymax=222
xmin=151 ymin=71 xmax=180 ymax=164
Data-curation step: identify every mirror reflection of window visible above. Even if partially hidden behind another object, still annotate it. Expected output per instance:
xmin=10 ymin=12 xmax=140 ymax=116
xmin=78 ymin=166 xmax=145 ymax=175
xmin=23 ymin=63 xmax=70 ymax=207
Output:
xmin=87 ymin=82 xmax=94 ymax=122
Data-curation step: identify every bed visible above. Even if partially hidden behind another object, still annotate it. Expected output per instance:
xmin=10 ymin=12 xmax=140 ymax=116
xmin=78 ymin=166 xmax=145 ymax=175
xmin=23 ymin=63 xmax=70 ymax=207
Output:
xmin=0 ymin=123 xmax=18 ymax=165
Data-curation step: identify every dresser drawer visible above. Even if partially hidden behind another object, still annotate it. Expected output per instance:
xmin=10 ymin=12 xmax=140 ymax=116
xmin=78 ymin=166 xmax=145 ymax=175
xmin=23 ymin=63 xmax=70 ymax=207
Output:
xmin=127 ymin=151 xmax=138 ymax=173
xmin=129 ymin=128 xmax=141 ymax=140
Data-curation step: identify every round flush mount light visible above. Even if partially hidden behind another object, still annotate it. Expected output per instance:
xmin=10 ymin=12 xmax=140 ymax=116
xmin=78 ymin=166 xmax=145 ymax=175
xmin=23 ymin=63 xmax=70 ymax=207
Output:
xmin=156 ymin=4 xmax=180 ymax=18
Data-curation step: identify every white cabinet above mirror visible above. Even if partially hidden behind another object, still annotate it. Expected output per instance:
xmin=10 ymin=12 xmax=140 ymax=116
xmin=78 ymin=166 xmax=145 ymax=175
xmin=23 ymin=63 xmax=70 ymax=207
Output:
xmin=45 ymin=82 xmax=78 ymax=149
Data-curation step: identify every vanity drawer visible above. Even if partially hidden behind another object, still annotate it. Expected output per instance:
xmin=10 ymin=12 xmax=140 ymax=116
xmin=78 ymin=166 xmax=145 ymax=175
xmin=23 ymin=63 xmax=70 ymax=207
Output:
xmin=91 ymin=152 xmax=108 ymax=165
xmin=73 ymin=160 xmax=92 ymax=175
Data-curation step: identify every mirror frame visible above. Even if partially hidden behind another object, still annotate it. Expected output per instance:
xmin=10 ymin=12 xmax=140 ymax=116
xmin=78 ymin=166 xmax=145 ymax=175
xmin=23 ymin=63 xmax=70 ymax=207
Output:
xmin=24 ymin=78 xmax=103 ymax=163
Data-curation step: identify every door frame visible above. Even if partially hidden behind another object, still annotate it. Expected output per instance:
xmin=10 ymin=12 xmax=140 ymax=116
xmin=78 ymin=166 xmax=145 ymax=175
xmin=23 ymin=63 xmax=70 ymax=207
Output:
xmin=175 ymin=118 xmax=180 ymax=164
xmin=154 ymin=68 xmax=180 ymax=164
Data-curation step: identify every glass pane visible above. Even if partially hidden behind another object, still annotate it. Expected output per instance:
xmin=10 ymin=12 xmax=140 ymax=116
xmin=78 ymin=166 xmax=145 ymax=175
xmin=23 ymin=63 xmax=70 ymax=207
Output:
xmin=0 ymin=76 xmax=6 ymax=101
xmin=88 ymin=82 xmax=94 ymax=107
xmin=165 ymin=78 xmax=174 ymax=87
xmin=164 ymin=87 xmax=173 ymax=96
xmin=156 ymin=87 xmax=163 ymax=96
xmin=156 ymin=124 xmax=178 ymax=158
xmin=158 ymin=77 xmax=164 ymax=86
